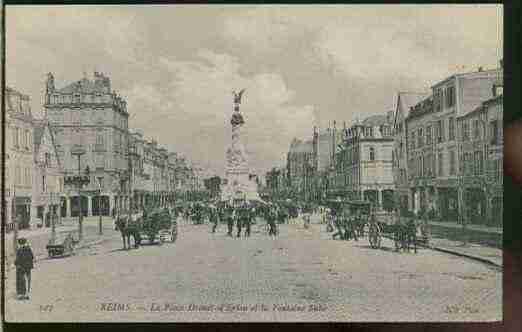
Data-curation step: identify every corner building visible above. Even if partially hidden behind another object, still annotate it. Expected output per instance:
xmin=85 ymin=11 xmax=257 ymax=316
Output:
xmin=44 ymin=72 xmax=130 ymax=218
xmin=342 ymin=113 xmax=395 ymax=210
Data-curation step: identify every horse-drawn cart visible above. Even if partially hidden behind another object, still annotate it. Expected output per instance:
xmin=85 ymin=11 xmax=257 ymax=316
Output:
xmin=345 ymin=200 xmax=383 ymax=249
xmin=46 ymin=232 xmax=75 ymax=258
xmin=325 ymin=199 xmax=383 ymax=249
xmin=141 ymin=208 xmax=177 ymax=244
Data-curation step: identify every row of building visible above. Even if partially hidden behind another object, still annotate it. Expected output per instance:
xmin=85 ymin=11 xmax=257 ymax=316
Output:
xmin=267 ymin=63 xmax=503 ymax=227
xmin=4 ymin=72 xmax=204 ymax=230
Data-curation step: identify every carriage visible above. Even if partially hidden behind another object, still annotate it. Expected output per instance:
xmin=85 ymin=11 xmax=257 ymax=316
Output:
xmin=344 ymin=200 xmax=383 ymax=249
xmin=140 ymin=208 xmax=178 ymax=244
xmin=324 ymin=199 xmax=382 ymax=249
xmin=325 ymin=197 xmax=427 ymax=252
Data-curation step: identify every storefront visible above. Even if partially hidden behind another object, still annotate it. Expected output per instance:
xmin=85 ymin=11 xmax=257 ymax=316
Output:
xmin=464 ymin=187 xmax=487 ymax=225
xmin=14 ymin=197 xmax=31 ymax=229
xmin=436 ymin=187 xmax=459 ymax=222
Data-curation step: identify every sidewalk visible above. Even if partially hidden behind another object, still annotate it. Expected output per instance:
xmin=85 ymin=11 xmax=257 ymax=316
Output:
xmin=4 ymin=217 xmax=118 ymax=270
xmin=428 ymin=220 xmax=502 ymax=234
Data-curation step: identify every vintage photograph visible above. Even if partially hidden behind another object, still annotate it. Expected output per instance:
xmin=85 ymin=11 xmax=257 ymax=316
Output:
xmin=3 ymin=4 xmax=503 ymax=322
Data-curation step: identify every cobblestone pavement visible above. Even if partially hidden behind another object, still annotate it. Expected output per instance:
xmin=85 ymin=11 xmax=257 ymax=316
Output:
xmin=5 ymin=219 xmax=501 ymax=322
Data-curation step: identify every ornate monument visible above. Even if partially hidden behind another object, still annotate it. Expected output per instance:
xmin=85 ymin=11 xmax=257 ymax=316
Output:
xmin=222 ymin=89 xmax=260 ymax=202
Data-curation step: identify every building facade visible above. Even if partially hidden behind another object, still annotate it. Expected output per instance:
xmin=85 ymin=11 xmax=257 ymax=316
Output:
xmin=457 ymin=94 xmax=503 ymax=226
xmin=401 ymin=66 xmax=502 ymax=222
xmin=31 ymin=120 xmax=65 ymax=227
xmin=4 ymin=87 xmax=36 ymax=230
xmin=405 ymin=96 xmax=440 ymax=216
xmin=44 ymin=72 xmax=130 ymax=217
xmin=392 ymin=92 xmax=429 ymax=213
xmin=341 ymin=113 xmax=395 ymax=210
xmin=286 ymin=138 xmax=314 ymax=200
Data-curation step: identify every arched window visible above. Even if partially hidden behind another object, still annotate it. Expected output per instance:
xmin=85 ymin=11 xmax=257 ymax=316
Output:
xmin=369 ymin=147 xmax=375 ymax=161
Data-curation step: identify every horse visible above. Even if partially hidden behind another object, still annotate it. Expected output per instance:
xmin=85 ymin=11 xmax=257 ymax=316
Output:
xmin=393 ymin=218 xmax=417 ymax=253
xmin=115 ymin=215 xmax=142 ymax=250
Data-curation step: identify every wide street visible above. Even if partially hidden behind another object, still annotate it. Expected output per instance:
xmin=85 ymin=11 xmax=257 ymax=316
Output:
xmin=5 ymin=217 xmax=501 ymax=322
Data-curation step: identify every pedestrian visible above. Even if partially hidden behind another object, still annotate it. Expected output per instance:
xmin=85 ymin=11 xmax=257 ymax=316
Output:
xmin=15 ymin=237 xmax=35 ymax=300
xmin=326 ymin=213 xmax=334 ymax=232
xmin=210 ymin=206 xmax=219 ymax=233
xmin=267 ymin=205 xmax=278 ymax=237
xmin=45 ymin=210 xmax=51 ymax=228
xmin=331 ymin=207 xmax=343 ymax=240
xmin=224 ymin=205 xmax=232 ymax=237
xmin=235 ymin=206 xmax=243 ymax=238
xmin=245 ymin=206 xmax=253 ymax=237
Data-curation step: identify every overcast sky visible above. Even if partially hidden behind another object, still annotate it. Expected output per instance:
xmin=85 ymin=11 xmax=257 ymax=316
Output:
xmin=6 ymin=5 xmax=503 ymax=176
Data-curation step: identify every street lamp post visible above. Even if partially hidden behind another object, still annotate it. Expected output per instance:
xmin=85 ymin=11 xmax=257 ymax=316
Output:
xmin=96 ymin=168 xmax=104 ymax=236
xmin=69 ymin=144 xmax=88 ymax=241
xmin=12 ymin=185 xmax=18 ymax=254
xmin=50 ymin=192 xmax=57 ymax=244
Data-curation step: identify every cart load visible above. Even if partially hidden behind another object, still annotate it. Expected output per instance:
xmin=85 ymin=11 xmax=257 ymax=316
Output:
xmin=46 ymin=232 xmax=75 ymax=258
xmin=141 ymin=208 xmax=177 ymax=244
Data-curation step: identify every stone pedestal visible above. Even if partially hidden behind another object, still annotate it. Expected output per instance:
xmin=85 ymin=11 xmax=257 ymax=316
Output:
xmin=221 ymin=97 xmax=260 ymax=202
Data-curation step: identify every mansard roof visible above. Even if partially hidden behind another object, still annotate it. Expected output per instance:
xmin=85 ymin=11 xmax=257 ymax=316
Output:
xmin=57 ymin=77 xmax=102 ymax=94
xmin=362 ymin=114 xmax=389 ymax=127
xmin=289 ymin=139 xmax=313 ymax=154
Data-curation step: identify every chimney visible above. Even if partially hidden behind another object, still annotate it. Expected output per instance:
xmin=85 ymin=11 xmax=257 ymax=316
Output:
xmin=500 ymin=59 xmax=503 ymax=68
xmin=478 ymin=66 xmax=483 ymax=72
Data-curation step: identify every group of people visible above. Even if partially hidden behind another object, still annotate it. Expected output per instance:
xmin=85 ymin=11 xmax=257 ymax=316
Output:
xmin=326 ymin=207 xmax=367 ymax=241
xmin=177 ymin=200 xmax=291 ymax=238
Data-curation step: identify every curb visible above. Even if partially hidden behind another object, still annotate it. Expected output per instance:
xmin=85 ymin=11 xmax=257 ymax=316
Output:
xmin=381 ymin=235 xmax=502 ymax=268
xmin=426 ymin=245 xmax=502 ymax=269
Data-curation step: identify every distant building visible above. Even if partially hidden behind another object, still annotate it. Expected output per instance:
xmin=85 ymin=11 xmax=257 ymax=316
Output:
xmin=286 ymin=138 xmax=314 ymax=200
xmin=4 ymin=87 xmax=36 ymax=229
xmin=265 ymin=167 xmax=285 ymax=198
xmin=340 ymin=112 xmax=395 ymax=210
xmin=204 ymin=176 xmax=222 ymax=198
xmin=392 ymin=92 xmax=429 ymax=212
xmin=44 ymin=72 xmax=130 ymax=217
